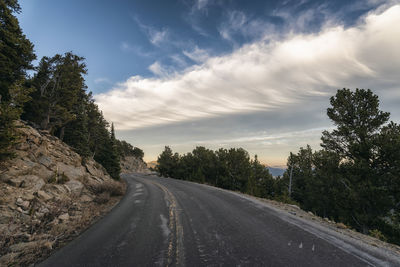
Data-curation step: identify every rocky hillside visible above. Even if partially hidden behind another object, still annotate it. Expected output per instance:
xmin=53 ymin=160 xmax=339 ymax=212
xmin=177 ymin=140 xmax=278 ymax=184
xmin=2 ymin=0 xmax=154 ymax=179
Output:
xmin=120 ymin=156 xmax=149 ymax=174
xmin=0 ymin=122 xmax=125 ymax=266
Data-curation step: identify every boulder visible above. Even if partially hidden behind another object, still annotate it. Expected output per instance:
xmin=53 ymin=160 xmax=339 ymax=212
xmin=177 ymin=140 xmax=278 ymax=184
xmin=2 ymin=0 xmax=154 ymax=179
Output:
xmin=33 ymin=165 xmax=54 ymax=181
xmin=58 ymin=213 xmax=70 ymax=221
xmin=14 ymin=158 xmax=37 ymax=169
xmin=38 ymin=155 xmax=52 ymax=168
xmin=80 ymin=194 xmax=93 ymax=202
xmin=15 ymin=142 xmax=30 ymax=151
xmin=65 ymin=180 xmax=84 ymax=195
xmin=35 ymin=206 xmax=50 ymax=219
xmin=7 ymin=178 xmax=24 ymax=187
xmin=120 ymin=156 xmax=149 ymax=174
xmin=56 ymin=163 xmax=85 ymax=180
xmin=85 ymin=163 xmax=103 ymax=177
xmin=28 ymin=176 xmax=45 ymax=191
xmin=37 ymin=190 xmax=53 ymax=201
xmin=22 ymin=193 xmax=35 ymax=201
xmin=7 ymin=175 xmax=45 ymax=191
xmin=0 ymin=173 xmax=11 ymax=182
xmin=0 ymin=209 xmax=15 ymax=224
xmin=16 ymin=198 xmax=30 ymax=210
xmin=51 ymin=184 xmax=68 ymax=194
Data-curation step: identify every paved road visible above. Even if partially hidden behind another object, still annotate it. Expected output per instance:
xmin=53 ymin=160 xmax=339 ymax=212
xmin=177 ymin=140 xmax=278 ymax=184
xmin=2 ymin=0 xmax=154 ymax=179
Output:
xmin=39 ymin=174 xmax=400 ymax=266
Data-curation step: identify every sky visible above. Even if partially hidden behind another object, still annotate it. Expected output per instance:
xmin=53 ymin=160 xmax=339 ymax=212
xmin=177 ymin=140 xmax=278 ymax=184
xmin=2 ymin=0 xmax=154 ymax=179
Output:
xmin=18 ymin=0 xmax=400 ymax=166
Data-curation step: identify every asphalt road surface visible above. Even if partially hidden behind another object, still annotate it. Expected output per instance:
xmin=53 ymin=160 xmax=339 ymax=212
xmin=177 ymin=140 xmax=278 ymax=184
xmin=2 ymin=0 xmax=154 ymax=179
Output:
xmin=39 ymin=174 xmax=400 ymax=267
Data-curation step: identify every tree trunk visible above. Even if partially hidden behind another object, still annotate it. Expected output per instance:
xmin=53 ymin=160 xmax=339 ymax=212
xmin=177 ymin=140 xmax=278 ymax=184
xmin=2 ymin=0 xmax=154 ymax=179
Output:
xmin=41 ymin=111 xmax=50 ymax=130
xmin=59 ymin=126 xmax=65 ymax=141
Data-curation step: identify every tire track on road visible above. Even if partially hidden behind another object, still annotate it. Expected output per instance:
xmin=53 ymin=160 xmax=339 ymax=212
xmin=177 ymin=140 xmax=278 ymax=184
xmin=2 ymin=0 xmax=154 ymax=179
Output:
xmin=149 ymin=180 xmax=185 ymax=267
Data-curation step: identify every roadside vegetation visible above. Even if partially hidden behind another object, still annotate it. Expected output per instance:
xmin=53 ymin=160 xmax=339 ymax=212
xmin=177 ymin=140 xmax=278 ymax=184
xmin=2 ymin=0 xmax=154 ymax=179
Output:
xmin=157 ymin=88 xmax=400 ymax=245
xmin=0 ymin=0 xmax=143 ymax=179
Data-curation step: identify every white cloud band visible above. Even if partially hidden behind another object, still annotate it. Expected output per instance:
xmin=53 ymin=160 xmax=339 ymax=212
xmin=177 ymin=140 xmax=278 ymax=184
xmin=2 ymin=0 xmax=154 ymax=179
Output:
xmin=96 ymin=5 xmax=400 ymax=130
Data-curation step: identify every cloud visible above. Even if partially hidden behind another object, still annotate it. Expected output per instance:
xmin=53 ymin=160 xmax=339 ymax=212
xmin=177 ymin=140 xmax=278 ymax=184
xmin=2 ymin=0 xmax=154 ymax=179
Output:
xmin=218 ymin=10 xmax=248 ymax=42
xmin=217 ymin=9 xmax=282 ymax=45
xmin=120 ymin=41 xmax=131 ymax=51
xmin=94 ymin=77 xmax=112 ymax=84
xmin=195 ymin=0 xmax=209 ymax=11
xmin=169 ymin=54 xmax=188 ymax=68
xmin=148 ymin=61 xmax=172 ymax=77
xmin=185 ymin=0 xmax=214 ymax=36
xmin=134 ymin=17 xmax=169 ymax=46
xmin=96 ymin=4 xmax=400 ymax=131
xmin=148 ymin=28 xmax=168 ymax=46
xmin=119 ymin=41 xmax=153 ymax=57
xmin=183 ymin=46 xmax=209 ymax=63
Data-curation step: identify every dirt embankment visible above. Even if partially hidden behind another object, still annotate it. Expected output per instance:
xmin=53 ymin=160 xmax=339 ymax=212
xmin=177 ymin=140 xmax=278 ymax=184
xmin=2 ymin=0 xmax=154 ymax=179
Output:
xmin=0 ymin=122 xmax=125 ymax=266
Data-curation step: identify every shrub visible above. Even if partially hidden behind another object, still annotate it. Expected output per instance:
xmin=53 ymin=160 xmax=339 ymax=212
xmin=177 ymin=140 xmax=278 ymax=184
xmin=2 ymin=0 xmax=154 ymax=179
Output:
xmin=94 ymin=192 xmax=110 ymax=204
xmin=87 ymin=180 xmax=124 ymax=197
xmin=369 ymin=229 xmax=387 ymax=242
xmin=47 ymin=171 xmax=69 ymax=184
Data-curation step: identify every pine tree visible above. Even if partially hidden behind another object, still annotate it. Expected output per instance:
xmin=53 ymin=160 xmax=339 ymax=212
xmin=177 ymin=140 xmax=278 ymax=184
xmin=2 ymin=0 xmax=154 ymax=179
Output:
xmin=22 ymin=53 xmax=87 ymax=136
xmin=0 ymin=81 xmax=33 ymax=160
xmin=109 ymin=123 xmax=121 ymax=178
xmin=0 ymin=0 xmax=35 ymax=161
xmin=85 ymin=105 xmax=121 ymax=180
xmin=321 ymin=88 xmax=391 ymax=233
xmin=63 ymin=100 xmax=90 ymax=159
xmin=250 ymin=155 xmax=274 ymax=198
xmin=157 ymin=146 xmax=177 ymax=177
xmin=0 ymin=0 xmax=35 ymax=101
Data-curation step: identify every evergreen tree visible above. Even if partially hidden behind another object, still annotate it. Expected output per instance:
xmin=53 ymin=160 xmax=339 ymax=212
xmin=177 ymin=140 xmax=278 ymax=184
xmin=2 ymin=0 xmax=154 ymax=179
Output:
xmin=321 ymin=88 xmax=391 ymax=233
xmin=0 ymin=0 xmax=35 ymax=101
xmin=311 ymin=150 xmax=344 ymax=219
xmin=249 ymin=155 xmax=274 ymax=198
xmin=85 ymin=105 xmax=121 ymax=180
xmin=91 ymin=122 xmax=120 ymax=180
xmin=108 ymin=123 xmax=121 ymax=179
xmin=115 ymin=139 xmax=144 ymax=160
xmin=0 ymin=0 xmax=35 ymax=160
xmin=286 ymin=145 xmax=313 ymax=204
xmin=0 ymin=81 xmax=33 ymax=160
xmin=157 ymin=146 xmax=178 ymax=177
xmin=22 ymin=53 xmax=87 ymax=136
xmin=63 ymin=100 xmax=90 ymax=159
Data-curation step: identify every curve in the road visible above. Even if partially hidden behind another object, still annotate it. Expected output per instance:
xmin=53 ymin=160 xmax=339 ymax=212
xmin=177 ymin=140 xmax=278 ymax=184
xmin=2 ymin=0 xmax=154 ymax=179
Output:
xmin=39 ymin=174 xmax=400 ymax=267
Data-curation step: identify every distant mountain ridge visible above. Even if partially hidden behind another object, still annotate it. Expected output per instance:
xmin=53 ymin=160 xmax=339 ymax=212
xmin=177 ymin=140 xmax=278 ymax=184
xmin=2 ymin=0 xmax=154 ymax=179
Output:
xmin=267 ymin=167 xmax=286 ymax=177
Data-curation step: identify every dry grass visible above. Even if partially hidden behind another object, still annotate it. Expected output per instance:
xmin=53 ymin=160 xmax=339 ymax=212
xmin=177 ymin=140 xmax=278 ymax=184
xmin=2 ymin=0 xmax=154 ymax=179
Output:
xmin=94 ymin=192 xmax=110 ymax=204
xmin=87 ymin=180 xmax=124 ymax=197
xmin=47 ymin=171 xmax=70 ymax=184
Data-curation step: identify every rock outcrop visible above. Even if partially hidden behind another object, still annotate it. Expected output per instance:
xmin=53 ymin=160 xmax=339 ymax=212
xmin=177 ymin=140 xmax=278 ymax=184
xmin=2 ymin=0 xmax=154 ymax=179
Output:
xmin=0 ymin=121 xmax=125 ymax=266
xmin=120 ymin=156 xmax=149 ymax=174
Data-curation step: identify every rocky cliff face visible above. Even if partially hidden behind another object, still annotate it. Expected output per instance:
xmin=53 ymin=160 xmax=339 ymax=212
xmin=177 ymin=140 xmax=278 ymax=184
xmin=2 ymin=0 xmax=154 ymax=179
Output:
xmin=0 ymin=121 xmax=125 ymax=266
xmin=120 ymin=156 xmax=149 ymax=174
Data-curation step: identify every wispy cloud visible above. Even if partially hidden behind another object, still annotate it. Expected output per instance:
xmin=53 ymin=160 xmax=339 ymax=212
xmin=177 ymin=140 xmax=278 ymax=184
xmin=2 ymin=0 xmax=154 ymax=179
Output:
xmin=183 ymin=46 xmax=209 ymax=63
xmin=148 ymin=28 xmax=169 ymax=46
xmin=94 ymin=77 xmax=112 ymax=84
xmin=184 ymin=0 xmax=214 ymax=37
xmin=148 ymin=61 xmax=174 ymax=77
xmin=134 ymin=17 xmax=169 ymax=46
xmin=194 ymin=0 xmax=209 ymax=11
xmin=218 ymin=10 xmax=247 ymax=43
xmin=119 ymin=41 xmax=154 ymax=57
xmin=96 ymin=4 xmax=400 ymax=131
xmin=169 ymin=54 xmax=188 ymax=68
